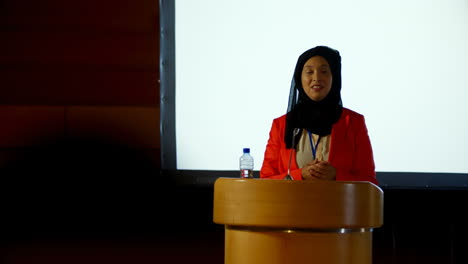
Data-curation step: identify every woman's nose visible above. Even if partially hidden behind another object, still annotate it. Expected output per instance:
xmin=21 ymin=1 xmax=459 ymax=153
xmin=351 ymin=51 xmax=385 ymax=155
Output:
xmin=312 ymin=72 xmax=320 ymax=81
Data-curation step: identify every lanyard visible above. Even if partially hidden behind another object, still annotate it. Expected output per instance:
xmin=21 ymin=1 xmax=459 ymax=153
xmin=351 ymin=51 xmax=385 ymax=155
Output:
xmin=307 ymin=131 xmax=321 ymax=160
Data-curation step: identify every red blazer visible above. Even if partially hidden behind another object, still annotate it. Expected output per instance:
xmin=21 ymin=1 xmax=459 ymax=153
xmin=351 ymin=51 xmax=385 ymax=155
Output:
xmin=260 ymin=108 xmax=378 ymax=184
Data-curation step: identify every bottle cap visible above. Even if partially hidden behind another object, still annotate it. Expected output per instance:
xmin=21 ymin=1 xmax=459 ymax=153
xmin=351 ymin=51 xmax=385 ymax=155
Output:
xmin=243 ymin=148 xmax=250 ymax=154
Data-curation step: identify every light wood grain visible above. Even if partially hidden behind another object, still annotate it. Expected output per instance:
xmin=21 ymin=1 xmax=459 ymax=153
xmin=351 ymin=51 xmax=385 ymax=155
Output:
xmin=214 ymin=178 xmax=383 ymax=229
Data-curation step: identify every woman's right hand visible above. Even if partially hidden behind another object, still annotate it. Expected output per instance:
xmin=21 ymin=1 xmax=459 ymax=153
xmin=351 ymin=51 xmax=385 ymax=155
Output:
xmin=302 ymin=160 xmax=321 ymax=180
xmin=302 ymin=160 xmax=336 ymax=181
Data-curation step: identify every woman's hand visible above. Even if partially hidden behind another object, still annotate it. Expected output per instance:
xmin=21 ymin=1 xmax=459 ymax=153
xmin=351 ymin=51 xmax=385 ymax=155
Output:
xmin=302 ymin=160 xmax=336 ymax=181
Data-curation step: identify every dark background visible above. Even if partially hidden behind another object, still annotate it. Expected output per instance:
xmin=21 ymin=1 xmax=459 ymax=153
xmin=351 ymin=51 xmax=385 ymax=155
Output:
xmin=1 ymin=1 xmax=467 ymax=263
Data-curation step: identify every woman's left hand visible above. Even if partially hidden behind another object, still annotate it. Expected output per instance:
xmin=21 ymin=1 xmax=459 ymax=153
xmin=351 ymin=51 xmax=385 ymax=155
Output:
xmin=308 ymin=160 xmax=336 ymax=181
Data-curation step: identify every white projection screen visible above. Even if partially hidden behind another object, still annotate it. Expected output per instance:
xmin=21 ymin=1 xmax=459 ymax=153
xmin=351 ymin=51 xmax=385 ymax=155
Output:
xmin=160 ymin=0 xmax=468 ymax=186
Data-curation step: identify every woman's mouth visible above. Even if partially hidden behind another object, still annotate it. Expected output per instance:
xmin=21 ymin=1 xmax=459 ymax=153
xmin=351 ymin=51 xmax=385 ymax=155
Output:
xmin=311 ymin=85 xmax=322 ymax=91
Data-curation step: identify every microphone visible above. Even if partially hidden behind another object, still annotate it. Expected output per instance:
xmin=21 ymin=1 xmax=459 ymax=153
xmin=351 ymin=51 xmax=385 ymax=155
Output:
xmin=285 ymin=128 xmax=301 ymax=180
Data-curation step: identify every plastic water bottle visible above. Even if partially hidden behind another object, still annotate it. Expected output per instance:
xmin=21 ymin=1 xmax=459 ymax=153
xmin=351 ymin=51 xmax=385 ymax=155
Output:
xmin=240 ymin=148 xmax=254 ymax=179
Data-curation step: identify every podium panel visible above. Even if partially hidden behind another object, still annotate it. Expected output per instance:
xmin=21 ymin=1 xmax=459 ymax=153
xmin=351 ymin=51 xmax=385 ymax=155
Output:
xmin=213 ymin=178 xmax=383 ymax=264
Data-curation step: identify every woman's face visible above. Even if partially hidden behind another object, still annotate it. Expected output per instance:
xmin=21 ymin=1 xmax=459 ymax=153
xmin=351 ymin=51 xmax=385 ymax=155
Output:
xmin=301 ymin=56 xmax=333 ymax=102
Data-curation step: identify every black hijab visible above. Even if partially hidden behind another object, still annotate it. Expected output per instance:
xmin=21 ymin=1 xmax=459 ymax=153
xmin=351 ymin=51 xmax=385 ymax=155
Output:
xmin=285 ymin=46 xmax=343 ymax=149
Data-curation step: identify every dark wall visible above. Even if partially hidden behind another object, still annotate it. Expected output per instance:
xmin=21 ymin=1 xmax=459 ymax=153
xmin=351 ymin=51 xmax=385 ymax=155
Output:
xmin=374 ymin=188 xmax=468 ymax=263
xmin=0 ymin=0 xmax=160 ymax=171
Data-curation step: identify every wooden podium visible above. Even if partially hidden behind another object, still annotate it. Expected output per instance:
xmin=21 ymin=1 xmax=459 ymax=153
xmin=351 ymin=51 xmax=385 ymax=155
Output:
xmin=213 ymin=178 xmax=383 ymax=264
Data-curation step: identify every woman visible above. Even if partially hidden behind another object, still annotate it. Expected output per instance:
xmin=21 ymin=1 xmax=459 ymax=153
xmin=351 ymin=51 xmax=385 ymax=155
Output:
xmin=260 ymin=46 xmax=377 ymax=184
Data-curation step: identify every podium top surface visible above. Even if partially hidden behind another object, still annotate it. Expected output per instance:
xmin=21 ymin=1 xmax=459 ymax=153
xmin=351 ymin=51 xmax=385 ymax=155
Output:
xmin=213 ymin=178 xmax=383 ymax=229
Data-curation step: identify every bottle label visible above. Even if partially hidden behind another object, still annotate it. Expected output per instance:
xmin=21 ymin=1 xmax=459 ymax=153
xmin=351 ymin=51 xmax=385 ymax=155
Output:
xmin=240 ymin=169 xmax=253 ymax=179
